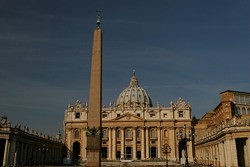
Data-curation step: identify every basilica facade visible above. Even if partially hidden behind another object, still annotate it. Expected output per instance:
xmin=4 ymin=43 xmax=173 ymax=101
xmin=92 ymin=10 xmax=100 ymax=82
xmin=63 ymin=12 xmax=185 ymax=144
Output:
xmin=64 ymin=73 xmax=194 ymax=163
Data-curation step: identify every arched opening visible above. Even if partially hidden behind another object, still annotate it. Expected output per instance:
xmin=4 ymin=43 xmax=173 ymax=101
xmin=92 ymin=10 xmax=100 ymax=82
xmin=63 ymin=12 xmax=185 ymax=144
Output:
xmin=150 ymin=147 xmax=157 ymax=158
xmin=178 ymin=139 xmax=187 ymax=160
xmin=72 ymin=142 xmax=80 ymax=161
xmin=101 ymin=147 xmax=107 ymax=159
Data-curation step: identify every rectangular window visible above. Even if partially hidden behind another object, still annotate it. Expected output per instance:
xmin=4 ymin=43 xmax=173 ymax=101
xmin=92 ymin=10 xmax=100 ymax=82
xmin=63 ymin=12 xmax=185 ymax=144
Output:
xmin=102 ymin=114 xmax=108 ymax=118
xmin=235 ymin=95 xmax=240 ymax=104
xmin=75 ymin=112 xmax=80 ymax=119
xmin=117 ymin=114 xmax=120 ymax=117
xmin=137 ymin=114 xmax=140 ymax=117
xmin=240 ymin=96 xmax=245 ymax=104
xmin=163 ymin=113 xmax=167 ymax=118
xmin=178 ymin=111 xmax=184 ymax=118
xmin=150 ymin=114 xmax=155 ymax=118
xmin=246 ymin=96 xmax=250 ymax=104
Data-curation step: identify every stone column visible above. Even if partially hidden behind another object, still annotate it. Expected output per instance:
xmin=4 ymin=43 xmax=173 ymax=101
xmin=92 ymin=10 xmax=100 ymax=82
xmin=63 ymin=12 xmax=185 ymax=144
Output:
xmin=218 ymin=142 xmax=222 ymax=166
xmin=121 ymin=128 xmax=125 ymax=159
xmin=82 ymin=128 xmax=87 ymax=160
xmin=157 ymin=127 xmax=161 ymax=158
xmin=216 ymin=144 xmax=219 ymax=166
xmin=20 ymin=142 xmax=24 ymax=164
xmin=230 ymin=138 xmax=238 ymax=167
xmin=169 ymin=127 xmax=176 ymax=161
xmin=133 ymin=128 xmax=137 ymax=160
xmin=108 ymin=128 xmax=112 ymax=160
xmin=112 ymin=128 xmax=116 ymax=159
xmin=10 ymin=139 xmax=17 ymax=166
xmin=224 ymin=138 xmax=232 ymax=167
xmin=23 ymin=143 xmax=27 ymax=165
xmin=3 ymin=139 xmax=10 ymax=166
xmin=145 ymin=127 xmax=149 ymax=159
xmin=246 ymin=138 xmax=250 ymax=167
xmin=141 ymin=127 xmax=145 ymax=160
xmin=14 ymin=141 xmax=19 ymax=166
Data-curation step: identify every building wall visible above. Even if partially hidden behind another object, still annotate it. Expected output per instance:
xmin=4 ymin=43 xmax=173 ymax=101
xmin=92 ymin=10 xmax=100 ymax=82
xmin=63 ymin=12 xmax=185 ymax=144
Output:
xmin=194 ymin=90 xmax=250 ymax=167
xmin=0 ymin=116 xmax=64 ymax=166
xmin=64 ymin=98 xmax=194 ymax=163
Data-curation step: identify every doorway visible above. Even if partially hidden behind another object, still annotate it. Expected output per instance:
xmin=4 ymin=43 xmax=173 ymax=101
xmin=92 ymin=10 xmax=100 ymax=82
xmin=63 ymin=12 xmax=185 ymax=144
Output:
xmin=150 ymin=147 xmax=157 ymax=158
xmin=72 ymin=142 xmax=80 ymax=160
xmin=101 ymin=147 xmax=107 ymax=159
xmin=236 ymin=138 xmax=247 ymax=167
xmin=125 ymin=147 xmax=132 ymax=159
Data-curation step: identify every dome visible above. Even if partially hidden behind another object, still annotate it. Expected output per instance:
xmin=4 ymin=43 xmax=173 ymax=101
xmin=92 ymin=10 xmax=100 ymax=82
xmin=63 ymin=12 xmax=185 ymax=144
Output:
xmin=115 ymin=72 xmax=152 ymax=108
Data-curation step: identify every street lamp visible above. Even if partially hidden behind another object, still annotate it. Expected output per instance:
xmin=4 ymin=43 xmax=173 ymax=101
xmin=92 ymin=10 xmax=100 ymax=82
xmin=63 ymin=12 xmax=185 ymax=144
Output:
xmin=162 ymin=144 xmax=171 ymax=167
xmin=176 ymin=124 xmax=192 ymax=167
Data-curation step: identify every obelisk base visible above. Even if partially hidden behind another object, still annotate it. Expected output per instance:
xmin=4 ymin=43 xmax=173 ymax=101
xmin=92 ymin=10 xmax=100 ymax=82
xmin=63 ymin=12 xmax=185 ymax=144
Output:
xmin=86 ymin=135 xmax=101 ymax=167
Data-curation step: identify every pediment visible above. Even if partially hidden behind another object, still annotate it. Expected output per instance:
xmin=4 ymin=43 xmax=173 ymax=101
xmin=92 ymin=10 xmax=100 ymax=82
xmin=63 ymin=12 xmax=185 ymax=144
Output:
xmin=112 ymin=113 xmax=145 ymax=122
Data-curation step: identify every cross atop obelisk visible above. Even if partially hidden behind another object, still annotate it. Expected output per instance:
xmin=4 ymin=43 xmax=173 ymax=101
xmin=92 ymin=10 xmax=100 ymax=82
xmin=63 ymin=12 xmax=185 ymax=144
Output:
xmin=86 ymin=11 xmax=102 ymax=167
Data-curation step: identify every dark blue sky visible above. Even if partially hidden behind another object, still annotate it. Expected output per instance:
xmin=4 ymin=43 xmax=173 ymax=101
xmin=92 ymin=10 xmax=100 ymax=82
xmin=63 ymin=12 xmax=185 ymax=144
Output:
xmin=1 ymin=0 xmax=250 ymax=135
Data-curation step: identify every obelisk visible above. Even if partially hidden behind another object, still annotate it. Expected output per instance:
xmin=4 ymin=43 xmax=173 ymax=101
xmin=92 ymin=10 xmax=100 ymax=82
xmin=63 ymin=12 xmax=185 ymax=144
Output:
xmin=86 ymin=12 xmax=102 ymax=167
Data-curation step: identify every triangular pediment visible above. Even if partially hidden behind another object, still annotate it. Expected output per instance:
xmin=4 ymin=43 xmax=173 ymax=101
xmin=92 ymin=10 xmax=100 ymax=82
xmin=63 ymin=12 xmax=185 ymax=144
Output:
xmin=112 ymin=113 xmax=145 ymax=121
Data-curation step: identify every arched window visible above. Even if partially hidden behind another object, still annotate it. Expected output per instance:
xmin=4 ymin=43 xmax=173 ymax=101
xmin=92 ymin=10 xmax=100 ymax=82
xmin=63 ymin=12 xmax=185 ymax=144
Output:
xmin=242 ymin=107 xmax=246 ymax=115
xmin=247 ymin=108 xmax=250 ymax=114
xmin=125 ymin=128 xmax=132 ymax=138
xmin=150 ymin=128 xmax=156 ymax=138
xmin=74 ymin=129 xmax=80 ymax=139
xmin=236 ymin=107 xmax=241 ymax=115
xmin=116 ymin=129 xmax=120 ymax=138
xmin=136 ymin=130 xmax=140 ymax=138
xmin=102 ymin=129 xmax=107 ymax=138
xmin=164 ymin=130 xmax=168 ymax=138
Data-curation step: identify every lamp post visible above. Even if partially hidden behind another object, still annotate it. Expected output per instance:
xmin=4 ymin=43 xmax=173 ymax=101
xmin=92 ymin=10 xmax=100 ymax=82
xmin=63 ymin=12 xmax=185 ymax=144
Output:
xmin=162 ymin=144 xmax=171 ymax=167
xmin=177 ymin=124 xmax=192 ymax=167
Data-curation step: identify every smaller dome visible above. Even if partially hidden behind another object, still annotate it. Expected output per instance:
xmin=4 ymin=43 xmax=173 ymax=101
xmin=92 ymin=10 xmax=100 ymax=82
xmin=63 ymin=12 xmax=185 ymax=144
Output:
xmin=115 ymin=72 xmax=152 ymax=108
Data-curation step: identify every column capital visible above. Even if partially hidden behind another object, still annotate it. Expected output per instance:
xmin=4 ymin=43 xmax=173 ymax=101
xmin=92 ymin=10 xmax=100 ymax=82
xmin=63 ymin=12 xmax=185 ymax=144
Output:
xmin=157 ymin=126 xmax=163 ymax=130
xmin=139 ymin=126 xmax=145 ymax=130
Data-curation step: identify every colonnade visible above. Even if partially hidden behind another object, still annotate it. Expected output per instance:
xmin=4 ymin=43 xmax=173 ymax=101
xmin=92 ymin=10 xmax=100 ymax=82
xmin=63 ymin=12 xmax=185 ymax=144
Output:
xmin=195 ymin=137 xmax=250 ymax=166
xmin=105 ymin=126 xmax=163 ymax=160
xmin=1 ymin=138 xmax=63 ymax=166
xmin=99 ymin=126 xmax=193 ymax=162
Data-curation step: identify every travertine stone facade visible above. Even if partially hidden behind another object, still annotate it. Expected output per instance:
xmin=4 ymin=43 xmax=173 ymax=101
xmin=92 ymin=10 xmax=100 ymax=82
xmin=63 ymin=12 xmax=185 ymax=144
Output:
xmin=194 ymin=90 xmax=250 ymax=167
xmin=0 ymin=116 xmax=64 ymax=166
xmin=64 ymin=73 xmax=194 ymax=163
